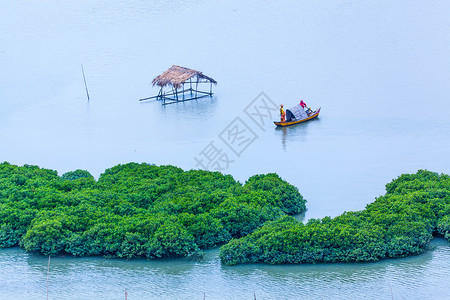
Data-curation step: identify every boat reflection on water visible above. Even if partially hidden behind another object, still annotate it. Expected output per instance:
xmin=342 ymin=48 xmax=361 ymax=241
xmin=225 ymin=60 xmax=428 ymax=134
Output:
xmin=275 ymin=118 xmax=320 ymax=151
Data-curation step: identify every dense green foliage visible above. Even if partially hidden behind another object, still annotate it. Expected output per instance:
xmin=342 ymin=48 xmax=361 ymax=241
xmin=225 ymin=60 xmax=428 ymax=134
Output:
xmin=0 ymin=162 xmax=305 ymax=259
xmin=220 ymin=170 xmax=450 ymax=265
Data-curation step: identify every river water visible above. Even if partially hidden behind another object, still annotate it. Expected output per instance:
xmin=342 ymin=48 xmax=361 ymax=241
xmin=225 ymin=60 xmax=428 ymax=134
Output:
xmin=1 ymin=0 xmax=450 ymax=299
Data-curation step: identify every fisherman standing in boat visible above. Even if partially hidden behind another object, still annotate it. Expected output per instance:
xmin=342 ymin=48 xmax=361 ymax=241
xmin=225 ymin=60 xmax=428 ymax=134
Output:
xmin=299 ymin=100 xmax=307 ymax=108
xmin=300 ymin=99 xmax=313 ymax=115
xmin=280 ymin=104 xmax=286 ymax=122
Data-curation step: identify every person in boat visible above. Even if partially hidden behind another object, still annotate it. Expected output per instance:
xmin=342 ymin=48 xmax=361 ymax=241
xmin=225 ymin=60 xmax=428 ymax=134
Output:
xmin=299 ymin=100 xmax=307 ymax=108
xmin=300 ymin=99 xmax=313 ymax=115
xmin=280 ymin=104 xmax=286 ymax=122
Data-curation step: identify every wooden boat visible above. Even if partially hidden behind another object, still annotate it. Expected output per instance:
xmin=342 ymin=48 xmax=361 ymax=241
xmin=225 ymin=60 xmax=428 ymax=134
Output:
xmin=274 ymin=107 xmax=321 ymax=127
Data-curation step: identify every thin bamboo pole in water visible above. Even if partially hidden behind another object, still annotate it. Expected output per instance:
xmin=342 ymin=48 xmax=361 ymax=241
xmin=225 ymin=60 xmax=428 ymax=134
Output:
xmin=47 ymin=256 xmax=50 ymax=300
xmin=81 ymin=64 xmax=90 ymax=102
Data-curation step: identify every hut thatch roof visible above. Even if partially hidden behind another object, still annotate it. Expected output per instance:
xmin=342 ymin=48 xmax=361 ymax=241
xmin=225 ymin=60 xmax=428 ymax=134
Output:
xmin=152 ymin=65 xmax=217 ymax=89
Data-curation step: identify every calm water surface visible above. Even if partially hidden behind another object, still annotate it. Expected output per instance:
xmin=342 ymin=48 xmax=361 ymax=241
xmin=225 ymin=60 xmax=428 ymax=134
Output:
xmin=1 ymin=0 xmax=450 ymax=299
xmin=1 ymin=239 xmax=450 ymax=299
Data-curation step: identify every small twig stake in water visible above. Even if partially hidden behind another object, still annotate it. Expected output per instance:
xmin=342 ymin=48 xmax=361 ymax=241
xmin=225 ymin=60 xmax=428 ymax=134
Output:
xmin=389 ymin=280 xmax=394 ymax=300
xmin=125 ymin=288 xmax=128 ymax=300
xmin=47 ymin=255 xmax=50 ymax=300
xmin=81 ymin=64 xmax=90 ymax=101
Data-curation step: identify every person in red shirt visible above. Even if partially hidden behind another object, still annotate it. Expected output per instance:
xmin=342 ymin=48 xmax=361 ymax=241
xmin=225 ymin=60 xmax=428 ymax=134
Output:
xmin=299 ymin=100 xmax=307 ymax=108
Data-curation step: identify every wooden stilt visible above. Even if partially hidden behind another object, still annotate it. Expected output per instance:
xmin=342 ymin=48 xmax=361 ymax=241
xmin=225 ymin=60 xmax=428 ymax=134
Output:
xmin=182 ymin=83 xmax=185 ymax=100
xmin=195 ymin=76 xmax=199 ymax=99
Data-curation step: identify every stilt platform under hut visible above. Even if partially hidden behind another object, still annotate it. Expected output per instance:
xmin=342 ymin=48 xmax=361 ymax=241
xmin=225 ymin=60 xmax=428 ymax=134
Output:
xmin=140 ymin=65 xmax=217 ymax=105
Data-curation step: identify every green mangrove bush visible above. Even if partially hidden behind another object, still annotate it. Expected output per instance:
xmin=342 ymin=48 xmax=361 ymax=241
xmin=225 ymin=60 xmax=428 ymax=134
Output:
xmin=219 ymin=170 xmax=450 ymax=265
xmin=0 ymin=162 xmax=305 ymax=259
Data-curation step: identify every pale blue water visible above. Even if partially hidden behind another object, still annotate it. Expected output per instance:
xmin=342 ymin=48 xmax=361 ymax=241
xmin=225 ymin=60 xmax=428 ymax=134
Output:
xmin=1 ymin=0 xmax=450 ymax=299
xmin=1 ymin=240 xmax=449 ymax=299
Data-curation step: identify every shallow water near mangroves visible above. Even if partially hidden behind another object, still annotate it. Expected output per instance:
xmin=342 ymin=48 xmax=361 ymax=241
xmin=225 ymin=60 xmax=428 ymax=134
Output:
xmin=1 ymin=0 xmax=450 ymax=299
xmin=1 ymin=239 xmax=449 ymax=299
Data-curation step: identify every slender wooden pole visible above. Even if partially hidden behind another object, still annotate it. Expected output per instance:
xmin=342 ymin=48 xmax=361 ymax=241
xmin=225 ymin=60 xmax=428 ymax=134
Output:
xmin=389 ymin=281 xmax=394 ymax=300
xmin=47 ymin=256 xmax=50 ymax=300
xmin=125 ymin=288 xmax=128 ymax=300
xmin=81 ymin=64 xmax=90 ymax=101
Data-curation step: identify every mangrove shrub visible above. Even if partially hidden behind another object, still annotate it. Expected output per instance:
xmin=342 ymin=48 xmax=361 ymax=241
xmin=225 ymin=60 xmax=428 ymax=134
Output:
xmin=0 ymin=162 xmax=306 ymax=259
xmin=219 ymin=170 xmax=450 ymax=265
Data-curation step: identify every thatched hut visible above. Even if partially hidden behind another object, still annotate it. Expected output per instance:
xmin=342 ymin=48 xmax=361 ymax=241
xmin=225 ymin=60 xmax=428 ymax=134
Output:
xmin=140 ymin=65 xmax=217 ymax=104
